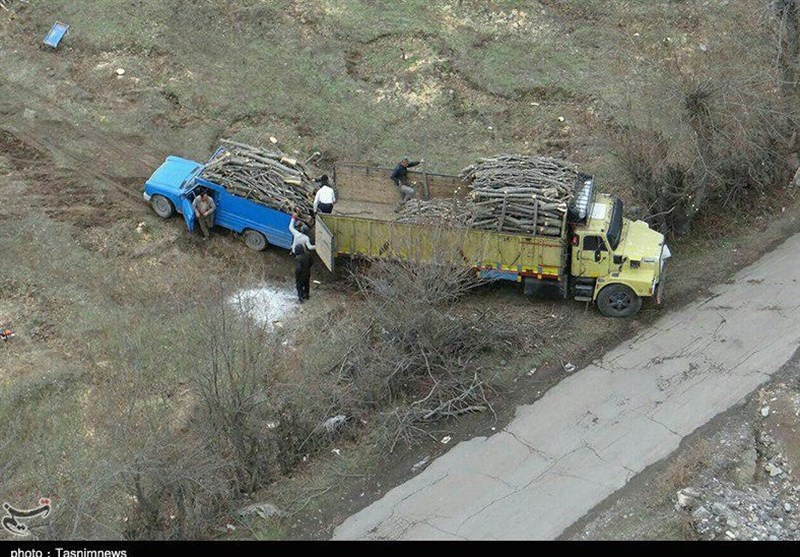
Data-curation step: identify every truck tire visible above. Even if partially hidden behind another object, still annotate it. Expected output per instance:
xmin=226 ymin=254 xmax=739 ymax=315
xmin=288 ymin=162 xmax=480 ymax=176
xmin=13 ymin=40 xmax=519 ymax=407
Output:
xmin=243 ymin=230 xmax=267 ymax=251
xmin=151 ymin=195 xmax=174 ymax=218
xmin=597 ymin=284 xmax=642 ymax=318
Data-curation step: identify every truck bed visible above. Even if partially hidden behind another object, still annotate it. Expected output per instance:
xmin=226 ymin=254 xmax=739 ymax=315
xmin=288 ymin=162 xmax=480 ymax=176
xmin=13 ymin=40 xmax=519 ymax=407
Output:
xmin=315 ymin=164 xmax=569 ymax=280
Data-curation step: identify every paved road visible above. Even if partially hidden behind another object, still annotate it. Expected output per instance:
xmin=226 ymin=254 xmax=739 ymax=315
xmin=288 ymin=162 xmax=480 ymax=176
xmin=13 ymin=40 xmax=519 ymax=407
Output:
xmin=334 ymin=233 xmax=800 ymax=540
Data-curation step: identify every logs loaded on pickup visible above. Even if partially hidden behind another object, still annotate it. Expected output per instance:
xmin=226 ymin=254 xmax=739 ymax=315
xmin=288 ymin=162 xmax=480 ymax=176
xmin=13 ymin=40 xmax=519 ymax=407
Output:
xmin=202 ymin=139 xmax=319 ymax=225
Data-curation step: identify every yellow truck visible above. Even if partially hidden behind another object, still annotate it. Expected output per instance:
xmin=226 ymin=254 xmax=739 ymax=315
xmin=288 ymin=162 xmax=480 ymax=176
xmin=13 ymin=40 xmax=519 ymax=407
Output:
xmin=315 ymin=163 xmax=670 ymax=318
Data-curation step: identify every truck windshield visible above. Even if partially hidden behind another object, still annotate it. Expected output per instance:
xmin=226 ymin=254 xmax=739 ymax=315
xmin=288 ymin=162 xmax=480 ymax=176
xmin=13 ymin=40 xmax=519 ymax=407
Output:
xmin=606 ymin=197 xmax=623 ymax=250
xmin=181 ymin=166 xmax=204 ymax=190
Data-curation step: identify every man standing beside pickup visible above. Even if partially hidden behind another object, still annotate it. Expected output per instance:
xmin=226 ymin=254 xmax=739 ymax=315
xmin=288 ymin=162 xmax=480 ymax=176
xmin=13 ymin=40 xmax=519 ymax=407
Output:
xmin=294 ymin=244 xmax=314 ymax=303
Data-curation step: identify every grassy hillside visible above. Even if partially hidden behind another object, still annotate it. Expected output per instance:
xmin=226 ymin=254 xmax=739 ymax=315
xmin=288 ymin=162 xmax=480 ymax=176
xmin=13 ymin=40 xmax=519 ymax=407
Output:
xmin=0 ymin=0 xmax=796 ymax=541
xmin=6 ymin=1 xmax=787 ymax=175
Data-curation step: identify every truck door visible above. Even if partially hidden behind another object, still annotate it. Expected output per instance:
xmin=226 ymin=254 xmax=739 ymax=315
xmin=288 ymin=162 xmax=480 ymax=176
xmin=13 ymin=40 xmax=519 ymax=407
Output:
xmin=577 ymin=235 xmax=611 ymax=278
xmin=206 ymin=187 xmax=222 ymax=227
xmin=180 ymin=192 xmax=196 ymax=232
xmin=315 ymin=215 xmax=336 ymax=272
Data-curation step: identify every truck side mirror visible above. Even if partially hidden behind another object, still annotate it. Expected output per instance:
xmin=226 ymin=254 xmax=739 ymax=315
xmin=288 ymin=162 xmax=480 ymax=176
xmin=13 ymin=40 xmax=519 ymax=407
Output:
xmin=594 ymin=249 xmax=602 ymax=263
xmin=613 ymin=255 xmax=625 ymax=265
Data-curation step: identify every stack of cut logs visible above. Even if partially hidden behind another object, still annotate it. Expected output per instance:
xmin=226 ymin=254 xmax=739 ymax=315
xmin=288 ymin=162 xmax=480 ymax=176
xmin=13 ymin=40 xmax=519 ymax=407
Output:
xmin=203 ymin=139 xmax=317 ymax=224
xmin=460 ymin=154 xmax=578 ymax=236
xmin=395 ymin=198 xmax=472 ymax=227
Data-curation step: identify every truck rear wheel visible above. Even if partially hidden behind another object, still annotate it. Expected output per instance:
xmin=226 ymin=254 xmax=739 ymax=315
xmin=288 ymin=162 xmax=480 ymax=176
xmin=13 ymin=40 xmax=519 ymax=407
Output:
xmin=243 ymin=230 xmax=267 ymax=251
xmin=597 ymin=284 xmax=642 ymax=318
xmin=151 ymin=195 xmax=174 ymax=218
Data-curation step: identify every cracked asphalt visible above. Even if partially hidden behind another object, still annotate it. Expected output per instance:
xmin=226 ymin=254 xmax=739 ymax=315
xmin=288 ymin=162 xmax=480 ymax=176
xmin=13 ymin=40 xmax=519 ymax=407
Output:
xmin=333 ymin=233 xmax=800 ymax=540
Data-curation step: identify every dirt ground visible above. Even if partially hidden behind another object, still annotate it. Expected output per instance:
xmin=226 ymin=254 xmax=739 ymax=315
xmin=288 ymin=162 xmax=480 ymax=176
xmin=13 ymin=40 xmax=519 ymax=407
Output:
xmin=0 ymin=0 xmax=798 ymax=541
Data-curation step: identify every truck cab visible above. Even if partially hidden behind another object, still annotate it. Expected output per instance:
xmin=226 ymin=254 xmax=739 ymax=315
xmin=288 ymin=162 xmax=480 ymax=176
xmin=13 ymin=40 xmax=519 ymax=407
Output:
xmin=570 ymin=192 xmax=670 ymax=317
xmin=143 ymin=155 xmax=295 ymax=251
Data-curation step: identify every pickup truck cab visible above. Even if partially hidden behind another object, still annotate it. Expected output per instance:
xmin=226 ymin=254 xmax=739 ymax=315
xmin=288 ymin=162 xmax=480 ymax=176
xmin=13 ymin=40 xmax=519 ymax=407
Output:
xmin=142 ymin=155 xmax=294 ymax=251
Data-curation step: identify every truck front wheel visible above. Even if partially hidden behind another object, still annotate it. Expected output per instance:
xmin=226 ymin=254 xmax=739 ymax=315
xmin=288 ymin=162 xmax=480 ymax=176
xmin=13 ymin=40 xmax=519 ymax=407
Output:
xmin=597 ymin=284 xmax=642 ymax=318
xmin=151 ymin=195 xmax=174 ymax=218
xmin=243 ymin=230 xmax=268 ymax=251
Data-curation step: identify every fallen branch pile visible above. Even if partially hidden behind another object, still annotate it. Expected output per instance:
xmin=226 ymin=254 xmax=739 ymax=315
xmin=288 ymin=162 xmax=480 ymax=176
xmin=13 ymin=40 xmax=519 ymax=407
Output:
xmin=203 ymin=139 xmax=317 ymax=223
xmin=460 ymin=154 xmax=579 ymax=236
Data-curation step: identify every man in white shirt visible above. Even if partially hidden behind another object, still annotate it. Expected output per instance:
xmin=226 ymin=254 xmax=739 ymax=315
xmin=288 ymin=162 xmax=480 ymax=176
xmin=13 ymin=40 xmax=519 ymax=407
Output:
xmin=289 ymin=215 xmax=316 ymax=255
xmin=313 ymin=175 xmax=336 ymax=214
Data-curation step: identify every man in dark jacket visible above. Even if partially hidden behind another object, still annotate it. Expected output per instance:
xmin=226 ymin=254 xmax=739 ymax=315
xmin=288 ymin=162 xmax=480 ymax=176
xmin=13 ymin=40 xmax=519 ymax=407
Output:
xmin=390 ymin=156 xmax=424 ymax=201
xmin=294 ymin=245 xmax=314 ymax=303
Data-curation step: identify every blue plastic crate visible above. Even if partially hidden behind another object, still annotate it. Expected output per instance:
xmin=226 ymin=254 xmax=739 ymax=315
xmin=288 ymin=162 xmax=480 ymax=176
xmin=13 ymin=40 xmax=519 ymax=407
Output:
xmin=43 ymin=22 xmax=69 ymax=48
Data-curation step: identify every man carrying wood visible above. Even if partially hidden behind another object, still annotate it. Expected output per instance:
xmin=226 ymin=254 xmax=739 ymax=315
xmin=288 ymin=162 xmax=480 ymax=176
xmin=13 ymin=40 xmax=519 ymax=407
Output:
xmin=289 ymin=214 xmax=316 ymax=255
xmin=192 ymin=189 xmax=216 ymax=240
xmin=391 ymin=156 xmax=424 ymax=202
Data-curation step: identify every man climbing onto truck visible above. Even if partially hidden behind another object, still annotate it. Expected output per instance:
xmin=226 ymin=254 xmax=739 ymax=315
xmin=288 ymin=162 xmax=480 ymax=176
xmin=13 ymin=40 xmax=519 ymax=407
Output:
xmin=390 ymin=156 xmax=424 ymax=202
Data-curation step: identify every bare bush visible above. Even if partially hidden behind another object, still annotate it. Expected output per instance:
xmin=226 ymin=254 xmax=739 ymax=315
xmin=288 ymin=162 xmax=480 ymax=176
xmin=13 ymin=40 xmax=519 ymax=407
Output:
xmin=774 ymin=0 xmax=800 ymax=114
xmin=102 ymin=369 xmax=236 ymax=540
xmin=119 ymin=439 xmax=233 ymax=540
xmin=94 ymin=284 xmax=337 ymax=540
xmin=613 ymin=70 xmax=795 ymax=235
xmin=328 ymin=238 xmax=521 ymax=449
xmin=609 ymin=4 xmax=799 ymax=236
xmin=189 ymin=292 xmax=283 ymax=494
xmin=190 ymin=288 xmax=334 ymax=491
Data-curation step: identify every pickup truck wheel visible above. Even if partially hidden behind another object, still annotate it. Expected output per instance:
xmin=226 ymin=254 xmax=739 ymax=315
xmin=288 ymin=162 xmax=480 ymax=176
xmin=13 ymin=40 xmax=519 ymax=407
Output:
xmin=243 ymin=230 xmax=267 ymax=251
xmin=597 ymin=284 xmax=642 ymax=318
xmin=151 ymin=195 xmax=174 ymax=218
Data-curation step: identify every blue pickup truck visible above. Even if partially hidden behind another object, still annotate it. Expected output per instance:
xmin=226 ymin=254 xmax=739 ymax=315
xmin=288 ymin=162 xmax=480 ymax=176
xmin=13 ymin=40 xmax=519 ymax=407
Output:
xmin=143 ymin=155 xmax=294 ymax=251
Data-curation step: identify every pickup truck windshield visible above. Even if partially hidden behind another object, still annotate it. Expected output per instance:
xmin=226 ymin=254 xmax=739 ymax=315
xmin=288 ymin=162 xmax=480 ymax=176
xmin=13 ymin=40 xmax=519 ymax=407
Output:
xmin=181 ymin=166 xmax=204 ymax=190
xmin=606 ymin=197 xmax=623 ymax=250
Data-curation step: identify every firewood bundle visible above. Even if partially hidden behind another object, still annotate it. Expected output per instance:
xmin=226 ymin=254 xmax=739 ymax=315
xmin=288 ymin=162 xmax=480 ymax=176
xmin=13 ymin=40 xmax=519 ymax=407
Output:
xmin=395 ymin=198 xmax=472 ymax=227
xmin=203 ymin=139 xmax=317 ymax=224
xmin=460 ymin=154 xmax=579 ymax=236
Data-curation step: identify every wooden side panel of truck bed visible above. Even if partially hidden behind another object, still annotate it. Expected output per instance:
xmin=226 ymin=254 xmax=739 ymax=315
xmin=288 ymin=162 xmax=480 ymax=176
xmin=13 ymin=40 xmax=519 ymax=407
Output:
xmin=317 ymin=213 xmax=566 ymax=278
